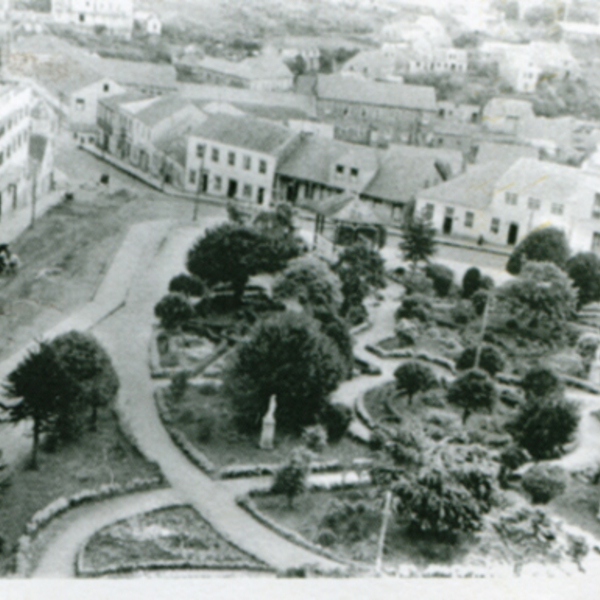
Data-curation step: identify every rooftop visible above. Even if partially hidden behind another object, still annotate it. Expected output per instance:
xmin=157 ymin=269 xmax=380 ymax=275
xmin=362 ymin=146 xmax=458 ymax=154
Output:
xmin=28 ymin=134 xmax=48 ymax=164
xmin=316 ymin=74 xmax=437 ymax=111
xmin=189 ymin=113 xmax=296 ymax=155
xmin=475 ymin=141 xmax=538 ymax=165
xmin=94 ymin=58 xmax=177 ymax=90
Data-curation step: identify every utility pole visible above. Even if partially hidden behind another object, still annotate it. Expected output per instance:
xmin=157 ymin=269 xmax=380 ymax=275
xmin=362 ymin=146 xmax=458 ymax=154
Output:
xmin=375 ymin=490 xmax=393 ymax=574
xmin=193 ymin=147 xmax=205 ymax=222
xmin=30 ymin=167 xmax=37 ymax=229
xmin=474 ymin=290 xmax=494 ymax=369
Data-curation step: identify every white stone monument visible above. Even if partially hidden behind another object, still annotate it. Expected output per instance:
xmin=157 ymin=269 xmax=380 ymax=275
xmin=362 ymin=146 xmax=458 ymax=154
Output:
xmin=590 ymin=346 xmax=600 ymax=386
xmin=259 ymin=394 xmax=277 ymax=450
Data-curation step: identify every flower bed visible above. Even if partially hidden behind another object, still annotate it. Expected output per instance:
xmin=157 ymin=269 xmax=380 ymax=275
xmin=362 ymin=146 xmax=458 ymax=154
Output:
xmin=15 ymin=476 xmax=164 ymax=576
xmin=77 ymin=505 xmax=272 ymax=577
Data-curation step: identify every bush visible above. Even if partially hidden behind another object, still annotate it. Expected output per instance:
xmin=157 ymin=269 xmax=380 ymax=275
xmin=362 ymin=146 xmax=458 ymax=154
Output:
xmin=168 ymin=273 xmax=206 ymax=297
xmin=447 ymin=369 xmax=496 ymax=423
xmin=520 ymin=366 xmax=563 ymax=401
xmin=508 ymin=396 xmax=579 ymax=460
xmin=471 ymin=290 xmax=489 ymax=316
xmin=425 ymin=263 xmax=454 ymax=298
xmin=316 ymin=529 xmax=338 ymax=547
xmin=451 ymin=300 xmax=475 ymax=325
xmin=320 ymin=499 xmax=379 ymax=543
xmin=521 ymin=464 xmax=567 ymax=504
xmin=169 ymin=371 xmax=188 ymax=402
xmin=567 ymin=252 xmax=600 ymax=309
xmin=462 ymin=267 xmax=482 ymax=299
xmin=506 ymin=227 xmax=570 ymax=275
xmin=394 ymin=361 xmax=437 ymax=405
xmin=480 ymin=275 xmax=494 ymax=290
xmin=319 ymin=403 xmax=352 ymax=443
xmin=271 ymin=449 xmax=311 ymax=507
xmin=456 ymin=344 xmax=505 ymax=376
xmin=302 ymin=425 xmax=328 ymax=452
xmin=154 ymin=293 xmax=194 ymax=330
xmin=344 ymin=302 xmax=368 ymax=327
xmin=395 ymin=294 xmax=433 ymax=323
xmin=402 ymin=271 xmax=434 ymax=296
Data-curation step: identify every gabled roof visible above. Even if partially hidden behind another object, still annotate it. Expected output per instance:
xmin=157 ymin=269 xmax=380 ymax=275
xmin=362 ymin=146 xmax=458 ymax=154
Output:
xmin=475 ymin=141 xmax=538 ymax=165
xmin=418 ymin=161 xmax=510 ymax=210
xmin=315 ymin=194 xmax=387 ymax=224
xmin=155 ymin=114 xmax=207 ymax=166
xmin=177 ymin=53 xmax=292 ymax=81
xmin=94 ymin=58 xmax=177 ymax=89
xmin=134 ymin=95 xmax=197 ymax=126
xmin=188 ymin=113 xmax=296 ymax=155
xmin=316 ymin=74 xmax=437 ymax=111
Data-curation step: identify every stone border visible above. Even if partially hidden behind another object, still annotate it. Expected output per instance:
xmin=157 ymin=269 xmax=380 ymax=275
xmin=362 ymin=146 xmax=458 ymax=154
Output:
xmin=365 ymin=344 xmax=457 ymax=374
xmin=349 ymin=319 xmax=372 ymax=337
xmin=495 ymin=372 xmax=600 ymax=395
xmin=154 ymin=388 xmax=217 ymax=476
xmin=75 ymin=503 xmax=273 ymax=578
xmin=15 ymin=476 xmax=164 ymax=577
xmin=236 ymin=495 xmax=365 ymax=573
xmin=219 ymin=459 xmax=345 ymax=480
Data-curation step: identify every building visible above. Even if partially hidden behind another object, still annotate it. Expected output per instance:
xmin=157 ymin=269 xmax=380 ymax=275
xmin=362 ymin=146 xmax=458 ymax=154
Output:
xmin=174 ymin=51 xmax=294 ymax=92
xmin=416 ymin=157 xmax=600 ymax=254
xmin=0 ymin=83 xmax=33 ymax=219
xmin=315 ymin=74 xmax=437 ymax=145
xmin=184 ymin=114 xmax=300 ymax=206
xmin=134 ymin=11 xmax=162 ymax=36
xmin=94 ymin=58 xmax=178 ymax=96
xmin=97 ymin=93 xmax=207 ymax=187
xmin=29 ymin=133 xmax=54 ymax=197
xmin=51 ymin=0 xmax=134 ymax=39
xmin=560 ymin=21 xmax=600 ymax=44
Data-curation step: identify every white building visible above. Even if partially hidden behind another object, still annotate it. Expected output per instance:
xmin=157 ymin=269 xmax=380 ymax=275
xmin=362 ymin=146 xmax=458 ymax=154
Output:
xmin=134 ymin=11 xmax=162 ymax=36
xmin=51 ymin=0 xmax=134 ymax=39
xmin=184 ymin=113 xmax=300 ymax=206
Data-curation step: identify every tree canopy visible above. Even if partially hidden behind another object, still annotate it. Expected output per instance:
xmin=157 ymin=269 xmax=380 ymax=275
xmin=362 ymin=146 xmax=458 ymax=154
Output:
xmin=224 ymin=312 xmax=346 ymax=432
xmin=567 ymin=252 xmax=600 ymax=309
xmin=506 ymin=227 xmax=570 ymax=275
xmin=334 ymin=242 xmax=386 ymax=292
xmin=399 ymin=213 xmax=437 ymax=270
xmin=394 ymin=361 xmax=437 ymax=405
xmin=447 ymin=369 xmax=496 ymax=423
xmin=456 ymin=344 xmax=505 ymax=376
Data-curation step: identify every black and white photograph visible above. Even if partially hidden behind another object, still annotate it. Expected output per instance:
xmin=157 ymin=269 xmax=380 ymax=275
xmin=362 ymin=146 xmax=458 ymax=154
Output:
xmin=0 ymin=0 xmax=600 ymax=590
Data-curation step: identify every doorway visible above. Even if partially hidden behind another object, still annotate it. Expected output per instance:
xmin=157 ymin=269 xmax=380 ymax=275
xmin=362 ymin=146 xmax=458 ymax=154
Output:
xmin=443 ymin=216 xmax=453 ymax=235
xmin=257 ymin=187 xmax=265 ymax=205
xmin=201 ymin=173 xmax=208 ymax=193
xmin=507 ymin=222 xmax=519 ymax=245
xmin=227 ymin=179 xmax=238 ymax=198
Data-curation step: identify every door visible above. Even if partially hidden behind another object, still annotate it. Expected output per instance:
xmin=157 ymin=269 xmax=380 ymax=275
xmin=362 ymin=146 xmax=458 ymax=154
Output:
xmin=507 ymin=222 xmax=519 ymax=245
xmin=443 ymin=216 xmax=453 ymax=235
xmin=257 ymin=187 xmax=265 ymax=205
xmin=227 ymin=179 xmax=238 ymax=198
xmin=201 ymin=174 xmax=208 ymax=193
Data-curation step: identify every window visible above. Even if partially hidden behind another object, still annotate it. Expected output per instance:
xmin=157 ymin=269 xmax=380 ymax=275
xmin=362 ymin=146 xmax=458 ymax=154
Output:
xmin=243 ymin=155 xmax=251 ymax=170
xmin=214 ymin=176 xmax=222 ymax=191
xmin=336 ymin=164 xmax=344 ymax=176
xmin=593 ymin=232 xmax=600 ymax=253
xmin=243 ymin=184 xmax=252 ymax=198
xmin=211 ymin=148 xmax=219 ymax=162
xmin=465 ymin=211 xmax=474 ymax=228
xmin=196 ymin=144 xmax=205 ymax=158
xmin=0 ymin=152 xmax=3 ymax=166
xmin=593 ymin=193 xmax=600 ymax=219
xmin=505 ymin=192 xmax=518 ymax=205
xmin=189 ymin=170 xmax=196 ymax=184
xmin=528 ymin=197 xmax=541 ymax=210
xmin=490 ymin=218 xmax=500 ymax=234
xmin=103 ymin=83 xmax=110 ymax=92
xmin=350 ymin=167 xmax=359 ymax=179
xmin=423 ymin=203 xmax=434 ymax=220
xmin=259 ymin=159 xmax=267 ymax=174
xmin=228 ymin=151 xmax=235 ymax=166
xmin=75 ymin=98 xmax=85 ymax=111
xmin=79 ymin=13 xmax=85 ymax=22
xmin=551 ymin=203 xmax=564 ymax=215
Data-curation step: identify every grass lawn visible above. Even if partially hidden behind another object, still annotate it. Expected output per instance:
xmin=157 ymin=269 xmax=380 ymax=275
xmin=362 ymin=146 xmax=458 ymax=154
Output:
xmin=0 ymin=410 xmax=162 ymax=575
xmin=80 ymin=505 xmax=267 ymax=575
xmin=0 ymin=192 xmax=222 ymax=364
xmin=549 ymin=475 xmax=600 ymax=539
xmin=254 ymin=487 xmax=477 ymax=568
xmin=166 ymin=384 xmax=371 ymax=469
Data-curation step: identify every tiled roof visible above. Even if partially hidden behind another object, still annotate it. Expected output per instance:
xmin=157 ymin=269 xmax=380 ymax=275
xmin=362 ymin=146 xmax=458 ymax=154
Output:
xmin=475 ymin=142 xmax=538 ymax=165
xmin=189 ymin=113 xmax=296 ymax=155
xmin=134 ymin=95 xmax=196 ymax=126
xmin=418 ymin=160 xmax=510 ymax=209
xmin=94 ymin=58 xmax=177 ymax=89
xmin=177 ymin=53 xmax=292 ymax=80
xmin=316 ymin=74 xmax=437 ymax=111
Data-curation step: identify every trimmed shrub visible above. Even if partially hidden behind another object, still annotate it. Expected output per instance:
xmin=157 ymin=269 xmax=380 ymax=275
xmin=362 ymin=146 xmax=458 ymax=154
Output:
xmin=319 ymin=403 xmax=352 ymax=443
xmin=480 ymin=275 xmax=495 ymax=290
xmin=168 ymin=273 xmax=206 ymax=297
xmin=344 ymin=302 xmax=368 ymax=327
xmin=521 ymin=464 xmax=567 ymax=504
xmin=462 ymin=267 xmax=482 ymax=299
xmin=394 ymin=361 xmax=437 ymax=405
xmin=506 ymin=227 xmax=570 ymax=275
xmin=154 ymin=293 xmax=193 ymax=330
xmin=271 ymin=449 xmax=311 ymax=508
xmin=395 ymin=294 xmax=433 ymax=323
xmin=520 ymin=366 xmax=563 ymax=401
xmin=451 ymin=300 xmax=475 ymax=325
xmin=456 ymin=344 xmax=505 ymax=376
xmin=169 ymin=371 xmax=188 ymax=402
xmin=402 ymin=271 xmax=434 ymax=296
xmin=316 ymin=529 xmax=338 ymax=547
xmin=471 ymin=289 xmax=489 ymax=316
xmin=447 ymin=369 xmax=496 ymax=424
xmin=302 ymin=425 xmax=328 ymax=453
xmin=425 ymin=263 xmax=454 ymax=298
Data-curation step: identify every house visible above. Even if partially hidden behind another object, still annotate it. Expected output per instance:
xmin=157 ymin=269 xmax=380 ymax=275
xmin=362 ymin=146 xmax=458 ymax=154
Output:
xmin=278 ymin=45 xmax=321 ymax=73
xmin=93 ymin=58 xmax=178 ymax=96
xmin=51 ymin=0 xmax=134 ymax=39
xmin=437 ymin=102 xmax=480 ymax=123
xmin=184 ymin=114 xmax=300 ymax=206
xmin=315 ymin=74 xmax=437 ymax=145
xmin=474 ymin=141 xmax=539 ymax=165
xmin=97 ymin=93 xmax=207 ymax=187
xmin=482 ymin=98 xmax=536 ymax=136
xmin=174 ymin=51 xmax=294 ymax=92
xmin=341 ymin=50 xmax=402 ymax=81
xmin=134 ymin=11 xmax=162 ymax=36
xmin=0 ymin=83 xmax=34 ymax=217
xmin=560 ymin=21 xmax=600 ymax=44
xmin=416 ymin=157 xmax=600 ymax=254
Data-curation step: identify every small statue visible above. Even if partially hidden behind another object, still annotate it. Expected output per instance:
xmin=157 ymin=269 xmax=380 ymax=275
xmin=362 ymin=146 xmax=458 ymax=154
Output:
xmin=590 ymin=345 xmax=600 ymax=386
xmin=259 ymin=395 xmax=277 ymax=450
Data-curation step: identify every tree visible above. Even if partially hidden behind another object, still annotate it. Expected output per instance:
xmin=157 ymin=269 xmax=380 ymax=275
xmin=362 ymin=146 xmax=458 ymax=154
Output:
xmin=521 ymin=464 xmax=567 ymax=504
xmin=393 ymin=468 xmax=483 ymax=538
xmin=338 ymin=269 xmax=368 ymax=323
xmin=186 ymin=224 xmax=298 ymax=305
xmin=520 ymin=366 xmax=564 ymax=401
xmin=447 ymin=369 xmax=496 ymax=424
xmin=224 ymin=312 xmax=346 ymax=432
xmin=154 ymin=293 xmax=194 ymax=330
xmin=168 ymin=273 xmax=206 ymax=298
xmin=50 ymin=331 xmax=119 ymax=432
xmin=462 ymin=267 xmax=482 ymax=299
xmin=456 ymin=344 xmax=505 ymax=376
xmin=271 ymin=449 xmax=311 ymax=508
xmin=395 ymin=293 xmax=433 ymax=323
xmin=313 ymin=308 xmax=354 ymax=379
xmin=425 ymin=263 xmax=454 ymax=297
xmin=508 ymin=396 xmax=579 ymax=460
xmin=273 ymin=256 xmax=342 ymax=315
xmin=394 ymin=362 xmax=437 ymax=405
xmin=567 ymin=252 xmax=600 ymax=309
xmin=498 ymin=262 xmax=577 ymax=338
xmin=399 ymin=213 xmax=437 ymax=271
xmin=498 ymin=444 xmax=530 ymax=489
xmin=334 ymin=242 xmax=386 ymax=293
xmin=506 ymin=227 xmax=570 ymax=275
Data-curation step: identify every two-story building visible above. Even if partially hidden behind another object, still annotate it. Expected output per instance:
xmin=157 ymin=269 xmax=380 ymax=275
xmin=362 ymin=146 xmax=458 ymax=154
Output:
xmin=184 ymin=114 xmax=300 ymax=206
xmin=51 ymin=0 xmax=134 ymax=39
xmin=315 ymin=74 xmax=437 ymax=145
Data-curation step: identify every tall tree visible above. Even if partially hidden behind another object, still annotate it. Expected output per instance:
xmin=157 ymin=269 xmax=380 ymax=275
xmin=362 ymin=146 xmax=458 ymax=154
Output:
xmin=506 ymin=227 xmax=570 ymax=275
xmin=447 ymin=369 xmax=496 ymax=424
xmin=394 ymin=362 xmax=437 ymax=405
xmin=567 ymin=252 xmax=600 ymax=309
xmin=334 ymin=242 xmax=386 ymax=292
xmin=399 ymin=213 xmax=437 ymax=271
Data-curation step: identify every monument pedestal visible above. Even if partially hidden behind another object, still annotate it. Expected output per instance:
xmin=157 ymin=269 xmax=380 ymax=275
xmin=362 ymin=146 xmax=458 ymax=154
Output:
xmin=259 ymin=395 xmax=277 ymax=450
